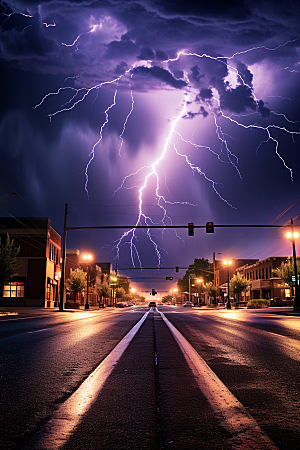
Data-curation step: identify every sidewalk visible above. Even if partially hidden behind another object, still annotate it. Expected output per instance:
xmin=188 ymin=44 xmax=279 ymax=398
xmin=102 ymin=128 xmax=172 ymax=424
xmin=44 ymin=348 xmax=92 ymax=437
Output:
xmin=0 ymin=305 xmax=104 ymax=320
xmin=0 ymin=305 xmax=299 ymax=320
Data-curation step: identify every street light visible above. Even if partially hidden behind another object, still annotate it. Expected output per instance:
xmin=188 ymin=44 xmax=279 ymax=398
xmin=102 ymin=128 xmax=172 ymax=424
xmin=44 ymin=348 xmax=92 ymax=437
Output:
xmin=170 ymin=288 xmax=178 ymax=305
xmin=223 ymin=259 xmax=232 ymax=309
xmin=82 ymin=254 xmax=93 ymax=309
xmin=110 ymin=276 xmax=117 ymax=306
xmin=196 ymin=278 xmax=203 ymax=306
xmin=286 ymin=228 xmax=300 ymax=311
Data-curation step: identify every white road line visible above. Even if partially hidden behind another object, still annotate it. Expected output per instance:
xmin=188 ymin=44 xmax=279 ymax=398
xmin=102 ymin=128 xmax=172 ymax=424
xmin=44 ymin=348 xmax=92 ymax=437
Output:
xmin=22 ymin=311 xmax=149 ymax=450
xmin=27 ymin=329 xmax=49 ymax=333
xmin=159 ymin=311 xmax=278 ymax=450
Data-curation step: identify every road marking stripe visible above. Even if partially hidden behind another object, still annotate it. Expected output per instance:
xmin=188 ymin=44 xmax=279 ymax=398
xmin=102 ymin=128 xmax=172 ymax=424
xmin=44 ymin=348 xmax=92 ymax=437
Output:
xmin=22 ymin=311 xmax=149 ymax=450
xmin=159 ymin=312 xmax=278 ymax=450
xmin=27 ymin=329 xmax=49 ymax=333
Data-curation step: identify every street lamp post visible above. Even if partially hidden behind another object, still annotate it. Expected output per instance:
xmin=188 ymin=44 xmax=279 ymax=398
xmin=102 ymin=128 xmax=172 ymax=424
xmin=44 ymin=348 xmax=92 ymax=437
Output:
xmin=188 ymin=273 xmax=196 ymax=303
xmin=196 ymin=278 xmax=203 ymax=306
xmin=286 ymin=222 xmax=300 ymax=311
xmin=223 ymin=259 xmax=232 ymax=309
xmin=82 ymin=254 xmax=93 ymax=309
xmin=110 ymin=276 xmax=117 ymax=306
xmin=172 ymin=288 xmax=178 ymax=305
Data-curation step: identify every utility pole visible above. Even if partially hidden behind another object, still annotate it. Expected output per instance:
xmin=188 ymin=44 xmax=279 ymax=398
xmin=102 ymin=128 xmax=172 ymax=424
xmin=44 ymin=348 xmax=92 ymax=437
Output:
xmin=291 ymin=218 xmax=300 ymax=311
xmin=59 ymin=203 xmax=68 ymax=311
xmin=213 ymin=251 xmax=216 ymax=285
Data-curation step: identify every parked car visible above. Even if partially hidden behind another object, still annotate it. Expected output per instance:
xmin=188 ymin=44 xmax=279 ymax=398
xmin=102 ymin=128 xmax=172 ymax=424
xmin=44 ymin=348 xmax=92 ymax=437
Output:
xmin=98 ymin=303 xmax=105 ymax=308
xmin=184 ymin=301 xmax=193 ymax=307
xmin=116 ymin=302 xmax=125 ymax=308
xmin=149 ymin=301 xmax=156 ymax=307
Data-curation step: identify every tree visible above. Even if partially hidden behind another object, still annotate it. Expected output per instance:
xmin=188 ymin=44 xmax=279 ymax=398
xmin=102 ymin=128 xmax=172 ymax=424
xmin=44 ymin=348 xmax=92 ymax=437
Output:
xmin=115 ymin=287 xmax=125 ymax=300
xmin=116 ymin=276 xmax=130 ymax=294
xmin=0 ymin=233 xmax=20 ymax=287
xmin=96 ymin=282 xmax=111 ymax=302
xmin=203 ymin=281 xmax=219 ymax=305
xmin=273 ymin=257 xmax=300 ymax=293
xmin=132 ymin=294 xmax=146 ymax=304
xmin=161 ymin=294 xmax=173 ymax=304
xmin=177 ymin=258 xmax=213 ymax=292
xmin=229 ymin=272 xmax=250 ymax=306
xmin=66 ymin=269 xmax=86 ymax=301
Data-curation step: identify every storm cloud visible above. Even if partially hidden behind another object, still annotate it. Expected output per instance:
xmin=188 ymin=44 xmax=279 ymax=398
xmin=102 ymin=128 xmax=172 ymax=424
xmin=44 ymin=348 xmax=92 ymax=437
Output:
xmin=0 ymin=0 xmax=299 ymax=283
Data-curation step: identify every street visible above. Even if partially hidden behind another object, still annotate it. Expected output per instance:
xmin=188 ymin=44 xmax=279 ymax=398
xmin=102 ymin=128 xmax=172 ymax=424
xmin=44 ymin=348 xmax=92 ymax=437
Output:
xmin=0 ymin=306 xmax=299 ymax=450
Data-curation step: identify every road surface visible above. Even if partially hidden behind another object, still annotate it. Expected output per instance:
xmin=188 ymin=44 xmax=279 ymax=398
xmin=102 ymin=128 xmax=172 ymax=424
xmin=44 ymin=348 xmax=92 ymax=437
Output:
xmin=0 ymin=306 xmax=299 ymax=449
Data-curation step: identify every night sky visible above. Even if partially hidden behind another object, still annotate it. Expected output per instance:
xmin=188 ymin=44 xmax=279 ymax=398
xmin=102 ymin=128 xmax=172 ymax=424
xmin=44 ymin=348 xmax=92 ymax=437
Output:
xmin=1 ymin=0 xmax=300 ymax=294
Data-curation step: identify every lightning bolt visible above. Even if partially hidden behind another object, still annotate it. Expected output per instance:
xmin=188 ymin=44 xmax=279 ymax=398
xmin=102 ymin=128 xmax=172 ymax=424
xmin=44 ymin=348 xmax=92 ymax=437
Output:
xmin=84 ymin=87 xmax=118 ymax=199
xmin=114 ymin=78 xmax=193 ymax=267
xmin=32 ymin=28 xmax=300 ymax=268
xmin=118 ymin=83 xmax=135 ymax=156
xmin=61 ymin=23 xmax=102 ymax=48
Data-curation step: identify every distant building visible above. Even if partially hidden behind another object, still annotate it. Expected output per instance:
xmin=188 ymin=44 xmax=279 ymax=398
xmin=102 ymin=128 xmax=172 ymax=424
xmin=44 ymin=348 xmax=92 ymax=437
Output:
xmin=215 ymin=258 xmax=258 ymax=287
xmin=215 ymin=259 xmax=258 ymax=304
xmin=64 ymin=250 xmax=112 ymax=307
xmin=0 ymin=217 xmax=61 ymax=307
xmin=237 ymin=257 xmax=290 ymax=300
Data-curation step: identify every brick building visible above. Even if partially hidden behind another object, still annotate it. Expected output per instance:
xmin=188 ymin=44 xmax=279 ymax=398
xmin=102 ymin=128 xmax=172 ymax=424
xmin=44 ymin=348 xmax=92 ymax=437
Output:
xmin=0 ymin=217 xmax=61 ymax=307
xmin=64 ymin=250 xmax=112 ymax=307
xmin=215 ymin=259 xmax=258 ymax=303
xmin=237 ymin=257 xmax=290 ymax=300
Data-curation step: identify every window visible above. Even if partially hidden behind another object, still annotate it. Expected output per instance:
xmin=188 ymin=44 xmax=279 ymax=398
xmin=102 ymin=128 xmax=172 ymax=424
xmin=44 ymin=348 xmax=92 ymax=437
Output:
xmin=49 ymin=244 xmax=58 ymax=262
xmin=262 ymin=268 xmax=264 ymax=279
xmin=3 ymin=281 xmax=25 ymax=298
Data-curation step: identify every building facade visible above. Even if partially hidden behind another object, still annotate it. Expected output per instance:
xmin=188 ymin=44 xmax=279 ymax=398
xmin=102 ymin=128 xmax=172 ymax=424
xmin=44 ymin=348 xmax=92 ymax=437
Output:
xmin=0 ymin=217 xmax=61 ymax=307
xmin=64 ymin=249 xmax=112 ymax=307
xmin=237 ymin=257 xmax=290 ymax=301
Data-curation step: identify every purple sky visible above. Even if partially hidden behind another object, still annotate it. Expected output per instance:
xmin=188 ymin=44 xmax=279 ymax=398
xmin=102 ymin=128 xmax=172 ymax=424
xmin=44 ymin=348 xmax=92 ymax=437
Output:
xmin=1 ymin=0 xmax=300 ymax=294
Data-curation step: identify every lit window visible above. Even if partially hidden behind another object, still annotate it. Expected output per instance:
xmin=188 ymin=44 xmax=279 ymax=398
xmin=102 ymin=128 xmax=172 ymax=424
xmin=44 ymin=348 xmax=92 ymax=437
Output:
xmin=3 ymin=282 xmax=25 ymax=298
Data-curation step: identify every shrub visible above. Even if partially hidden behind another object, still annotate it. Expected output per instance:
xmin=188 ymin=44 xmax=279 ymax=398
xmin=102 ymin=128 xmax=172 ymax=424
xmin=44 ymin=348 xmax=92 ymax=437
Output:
xmin=247 ymin=299 xmax=270 ymax=309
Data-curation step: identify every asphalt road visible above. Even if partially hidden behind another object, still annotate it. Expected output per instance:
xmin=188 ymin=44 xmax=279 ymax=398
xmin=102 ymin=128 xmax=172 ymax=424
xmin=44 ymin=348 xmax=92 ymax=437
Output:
xmin=0 ymin=306 xmax=299 ymax=450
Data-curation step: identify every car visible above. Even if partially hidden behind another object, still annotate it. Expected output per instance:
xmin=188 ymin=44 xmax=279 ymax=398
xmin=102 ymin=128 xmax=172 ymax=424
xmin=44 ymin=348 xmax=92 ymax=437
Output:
xmin=98 ymin=303 xmax=105 ymax=308
xmin=116 ymin=302 xmax=125 ymax=308
xmin=148 ymin=301 xmax=156 ymax=307
xmin=183 ymin=301 xmax=193 ymax=307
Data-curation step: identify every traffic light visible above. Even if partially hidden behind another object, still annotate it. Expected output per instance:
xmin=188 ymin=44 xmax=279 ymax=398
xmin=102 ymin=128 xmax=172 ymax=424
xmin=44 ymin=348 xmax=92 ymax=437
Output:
xmin=166 ymin=276 xmax=173 ymax=280
xmin=175 ymin=266 xmax=179 ymax=272
xmin=188 ymin=222 xmax=194 ymax=236
xmin=151 ymin=288 xmax=157 ymax=296
xmin=206 ymin=221 xmax=214 ymax=233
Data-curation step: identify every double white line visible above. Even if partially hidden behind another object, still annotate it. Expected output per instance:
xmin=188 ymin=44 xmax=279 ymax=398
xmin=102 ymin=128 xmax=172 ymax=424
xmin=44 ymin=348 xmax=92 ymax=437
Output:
xmin=23 ymin=310 xmax=278 ymax=450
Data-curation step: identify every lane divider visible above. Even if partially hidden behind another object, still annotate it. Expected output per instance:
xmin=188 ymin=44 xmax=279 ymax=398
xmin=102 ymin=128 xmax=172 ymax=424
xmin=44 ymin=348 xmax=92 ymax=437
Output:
xmin=22 ymin=311 xmax=149 ymax=450
xmin=159 ymin=311 xmax=278 ymax=450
